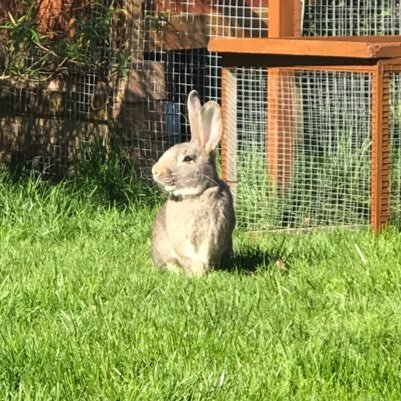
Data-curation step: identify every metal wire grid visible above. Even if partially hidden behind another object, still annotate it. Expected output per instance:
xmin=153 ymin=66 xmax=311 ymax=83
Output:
xmin=390 ymin=73 xmax=401 ymax=225
xmin=208 ymin=1 xmax=401 ymax=38
xmin=0 ymin=1 xmax=118 ymax=175
xmin=209 ymin=0 xmax=268 ymax=38
xmin=114 ymin=50 xmax=221 ymax=177
xmin=0 ymin=78 xmax=110 ymax=176
xmin=230 ymin=67 xmax=372 ymax=230
xmin=142 ymin=0 xmax=198 ymax=52
xmin=303 ymin=0 xmax=401 ymax=36
xmin=112 ymin=0 xmax=222 ymax=178
xmin=0 ymin=0 xmax=222 ymax=177
xmin=110 ymin=0 xmax=222 ymax=179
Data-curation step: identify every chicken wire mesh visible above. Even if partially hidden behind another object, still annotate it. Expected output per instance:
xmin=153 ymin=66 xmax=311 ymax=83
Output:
xmin=209 ymin=0 xmax=268 ymax=38
xmin=118 ymin=0 xmax=221 ymax=177
xmin=0 ymin=0 xmax=222 ymax=178
xmin=303 ymin=0 xmax=401 ymax=36
xmin=0 ymin=0 xmax=122 ymax=175
xmin=114 ymin=49 xmax=221 ymax=177
xmin=209 ymin=0 xmax=401 ymax=38
xmin=225 ymin=67 xmax=372 ymax=231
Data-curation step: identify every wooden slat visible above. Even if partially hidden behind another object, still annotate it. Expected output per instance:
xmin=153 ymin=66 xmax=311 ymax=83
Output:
xmin=265 ymin=0 xmax=301 ymax=189
xmin=208 ymin=37 xmax=401 ymax=59
xmin=221 ymin=68 xmax=238 ymax=198
xmin=371 ymin=61 xmax=391 ymax=232
xmin=268 ymin=0 xmax=301 ymax=37
xmin=220 ymin=54 xmax=381 ymax=67
xmin=266 ymin=68 xmax=296 ymax=189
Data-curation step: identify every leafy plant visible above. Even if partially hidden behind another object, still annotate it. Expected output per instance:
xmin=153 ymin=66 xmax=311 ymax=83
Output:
xmin=0 ymin=0 xmax=130 ymax=80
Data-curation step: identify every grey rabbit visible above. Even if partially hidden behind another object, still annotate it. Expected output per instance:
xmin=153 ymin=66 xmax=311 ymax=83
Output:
xmin=151 ymin=90 xmax=236 ymax=276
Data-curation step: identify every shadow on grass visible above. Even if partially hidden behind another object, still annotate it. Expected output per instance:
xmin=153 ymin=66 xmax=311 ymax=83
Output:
xmin=222 ymin=243 xmax=291 ymax=275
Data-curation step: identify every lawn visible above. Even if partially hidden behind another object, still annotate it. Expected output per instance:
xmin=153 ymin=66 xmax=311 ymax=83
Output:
xmin=0 ymin=172 xmax=401 ymax=401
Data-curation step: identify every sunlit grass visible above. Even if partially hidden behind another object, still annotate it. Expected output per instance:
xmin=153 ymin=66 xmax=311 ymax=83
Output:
xmin=0 ymin=172 xmax=400 ymax=400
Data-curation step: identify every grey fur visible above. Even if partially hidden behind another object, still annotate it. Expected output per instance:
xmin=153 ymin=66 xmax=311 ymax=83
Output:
xmin=151 ymin=90 xmax=235 ymax=276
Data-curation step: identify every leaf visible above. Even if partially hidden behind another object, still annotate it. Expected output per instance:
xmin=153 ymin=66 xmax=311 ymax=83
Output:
xmin=30 ymin=29 xmax=41 ymax=44
xmin=7 ymin=12 xmax=16 ymax=26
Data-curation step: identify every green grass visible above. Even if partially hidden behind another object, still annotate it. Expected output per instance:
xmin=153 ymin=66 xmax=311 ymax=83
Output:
xmin=236 ymin=134 xmax=372 ymax=231
xmin=0 ymin=172 xmax=401 ymax=400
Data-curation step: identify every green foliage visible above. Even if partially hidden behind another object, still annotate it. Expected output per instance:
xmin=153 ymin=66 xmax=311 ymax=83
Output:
xmin=1 ymin=6 xmax=45 ymax=78
xmin=0 ymin=0 xmax=130 ymax=79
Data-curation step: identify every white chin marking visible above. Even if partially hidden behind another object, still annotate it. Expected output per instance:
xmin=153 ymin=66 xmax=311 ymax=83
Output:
xmin=172 ymin=186 xmax=203 ymax=197
xmin=163 ymin=185 xmax=176 ymax=192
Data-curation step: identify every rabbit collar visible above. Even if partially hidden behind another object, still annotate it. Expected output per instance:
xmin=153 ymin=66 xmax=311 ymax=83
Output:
xmin=169 ymin=193 xmax=199 ymax=202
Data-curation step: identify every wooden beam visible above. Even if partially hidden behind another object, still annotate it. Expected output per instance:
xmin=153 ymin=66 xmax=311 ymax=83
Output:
xmin=371 ymin=61 xmax=391 ymax=232
xmin=265 ymin=0 xmax=301 ymax=190
xmin=220 ymin=54 xmax=379 ymax=68
xmin=221 ymin=67 xmax=238 ymax=199
xmin=266 ymin=68 xmax=296 ymax=189
xmin=208 ymin=37 xmax=401 ymax=59
xmin=268 ymin=0 xmax=301 ymax=37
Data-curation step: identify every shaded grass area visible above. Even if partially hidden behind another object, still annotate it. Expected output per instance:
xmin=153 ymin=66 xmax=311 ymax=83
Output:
xmin=0 ymin=172 xmax=401 ymax=400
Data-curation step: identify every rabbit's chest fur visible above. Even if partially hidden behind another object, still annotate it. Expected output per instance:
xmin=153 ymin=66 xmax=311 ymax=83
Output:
xmin=165 ymin=184 xmax=233 ymax=264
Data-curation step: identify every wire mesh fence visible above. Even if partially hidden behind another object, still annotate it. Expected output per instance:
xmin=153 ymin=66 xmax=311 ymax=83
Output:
xmin=303 ymin=0 xmax=401 ymax=36
xmin=207 ymin=0 xmax=401 ymax=39
xmin=0 ymin=72 xmax=110 ymax=175
xmin=0 ymin=0 xmax=125 ymax=175
xmin=114 ymin=48 xmax=221 ymax=176
xmin=0 ymin=0 xmax=222 ymax=178
xmin=209 ymin=0 xmax=268 ymax=38
xmin=117 ymin=0 xmax=221 ymax=177
xmin=226 ymin=67 xmax=372 ymax=231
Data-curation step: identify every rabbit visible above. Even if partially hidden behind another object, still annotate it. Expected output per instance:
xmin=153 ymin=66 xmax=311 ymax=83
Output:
xmin=151 ymin=90 xmax=236 ymax=277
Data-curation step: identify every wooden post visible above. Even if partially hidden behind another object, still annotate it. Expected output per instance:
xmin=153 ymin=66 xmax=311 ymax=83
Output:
xmin=221 ymin=67 xmax=238 ymax=199
xmin=268 ymin=0 xmax=302 ymax=37
xmin=371 ymin=61 xmax=391 ymax=232
xmin=266 ymin=69 xmax=296 ymax=188
xmin=266 ymin=0 xmax=301 ymax=189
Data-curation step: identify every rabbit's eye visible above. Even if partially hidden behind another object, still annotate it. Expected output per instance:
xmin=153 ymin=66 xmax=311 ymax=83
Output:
xmin=183 ymin=155 xmax=194 ymax=162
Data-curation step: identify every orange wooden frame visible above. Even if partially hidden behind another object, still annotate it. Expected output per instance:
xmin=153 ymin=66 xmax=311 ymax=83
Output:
xmin=209 ymin=37 xmax=401 ymax=59
xmin=214 ymin=0 xmax=400 ymax=232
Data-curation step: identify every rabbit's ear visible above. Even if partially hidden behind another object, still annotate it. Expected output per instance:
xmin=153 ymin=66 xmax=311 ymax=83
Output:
xmin=188 ymin=90 xmax=203 ymax=147
xmin=201 ymin=101 xmax=222 ymax=154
